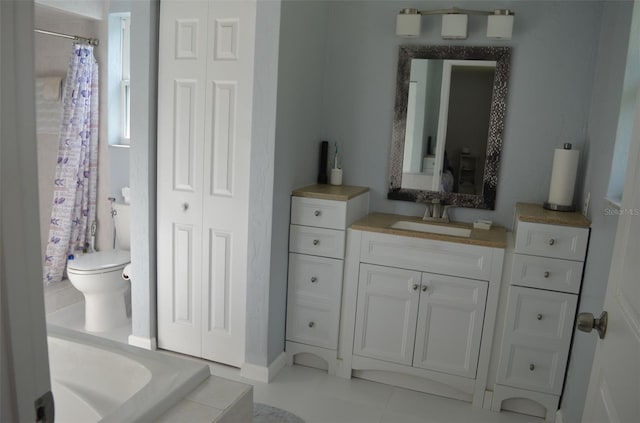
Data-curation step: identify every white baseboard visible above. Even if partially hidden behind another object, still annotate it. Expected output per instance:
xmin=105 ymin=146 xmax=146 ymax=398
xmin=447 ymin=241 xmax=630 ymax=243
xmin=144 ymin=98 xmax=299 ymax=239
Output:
xmin=128 ymin=334 xmax=157 ymax=350
xmin=240 ymin=352 xmax=287 ymax=383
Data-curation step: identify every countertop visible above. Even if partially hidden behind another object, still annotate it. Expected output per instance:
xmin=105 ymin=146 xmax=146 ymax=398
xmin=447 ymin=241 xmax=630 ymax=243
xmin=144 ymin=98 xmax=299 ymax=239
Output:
xmin=516 ymin=202 xmax=591 ymax=228
xmin=292 ymin=184 xmax=370 ymax=201
xmin=350 ymin=213 xmax=507 ymax=249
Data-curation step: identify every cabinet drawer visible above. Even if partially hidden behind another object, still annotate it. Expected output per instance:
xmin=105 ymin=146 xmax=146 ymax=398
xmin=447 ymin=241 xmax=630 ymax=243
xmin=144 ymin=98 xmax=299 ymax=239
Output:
xmin=511 ymin=254 xmax=583 ymax=294
xmin=291 ymin=196 xmax=347 ymax=230
xmin=359 ymin=231 xmax=494 ymax=280
xmin=289 ymin=225 xmax=345 ymax=259
xmin=286 ymin=300 xmax=339 ymax=350
xmin=497 ymin=286 xmax=576 ymax=394
xmin=503 ymin=286 xmax=577 ymax=342
xmin=514 ymin=221 xmax=588 ymax=261
xmin=496 ymin=343 xmax=568 ymax=395
xmin=288 ymin=253 xmax=343 ymax=304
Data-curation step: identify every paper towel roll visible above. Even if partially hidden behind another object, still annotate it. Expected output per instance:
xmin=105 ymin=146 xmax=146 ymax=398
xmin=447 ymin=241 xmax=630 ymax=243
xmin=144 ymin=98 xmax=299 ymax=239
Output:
xmin=547 ymin=146 xmax=580 ymax=207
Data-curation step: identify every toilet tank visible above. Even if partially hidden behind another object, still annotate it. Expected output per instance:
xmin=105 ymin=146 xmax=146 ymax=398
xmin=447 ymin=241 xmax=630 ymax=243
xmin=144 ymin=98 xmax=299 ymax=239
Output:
xmin=112 ymin=203 xmax=131 ymax=250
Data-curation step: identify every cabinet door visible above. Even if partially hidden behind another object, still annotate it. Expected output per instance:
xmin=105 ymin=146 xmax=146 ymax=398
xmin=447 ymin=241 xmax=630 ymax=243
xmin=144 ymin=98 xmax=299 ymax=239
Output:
xmin=353 ymin=264 xmax=420 ymax=366
xmin=413 ymin=273 xmax=488 ymax=379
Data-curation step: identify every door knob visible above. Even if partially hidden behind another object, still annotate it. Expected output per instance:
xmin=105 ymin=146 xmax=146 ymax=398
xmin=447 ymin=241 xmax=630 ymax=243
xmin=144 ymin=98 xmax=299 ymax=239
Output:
xmin=421 ymin=285 xmax=428 ymax=292
xmin=577 ymin=311 xmax=608 ymax=339
xmin=412 ymin=284 xmax=419 ymax=291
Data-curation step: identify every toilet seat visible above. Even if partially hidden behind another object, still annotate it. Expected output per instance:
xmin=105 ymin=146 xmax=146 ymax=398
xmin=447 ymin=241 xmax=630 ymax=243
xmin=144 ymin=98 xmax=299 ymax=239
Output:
xmin=67 ymin=250 xmax=131 ymax=275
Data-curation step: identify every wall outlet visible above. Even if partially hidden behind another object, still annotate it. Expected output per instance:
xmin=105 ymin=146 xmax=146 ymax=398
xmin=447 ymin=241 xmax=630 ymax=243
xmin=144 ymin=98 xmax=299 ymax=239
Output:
xmin=583 ymin=192 xmax=591 ymax=216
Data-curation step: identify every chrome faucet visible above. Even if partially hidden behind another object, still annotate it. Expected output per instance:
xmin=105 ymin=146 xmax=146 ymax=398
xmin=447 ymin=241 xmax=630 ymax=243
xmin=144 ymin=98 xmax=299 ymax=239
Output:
xmin=423 ymin=199 xmax=451 ymax=222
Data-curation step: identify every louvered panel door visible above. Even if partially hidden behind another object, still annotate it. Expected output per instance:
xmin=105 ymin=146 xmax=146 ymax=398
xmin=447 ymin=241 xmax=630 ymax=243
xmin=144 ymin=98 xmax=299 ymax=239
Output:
xmin=157 ymin=0 xmax=208 ymax=357
xmin=200 ymin=0 xmax=255 ymax=367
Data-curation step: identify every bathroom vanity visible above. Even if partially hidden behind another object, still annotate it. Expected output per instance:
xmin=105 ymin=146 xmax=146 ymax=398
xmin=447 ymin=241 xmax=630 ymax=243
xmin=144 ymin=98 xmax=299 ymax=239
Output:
xmin=285 ymin=185 xmax=369 ymax=373
xmin=336 ymin=213 xmax=507 ymax=407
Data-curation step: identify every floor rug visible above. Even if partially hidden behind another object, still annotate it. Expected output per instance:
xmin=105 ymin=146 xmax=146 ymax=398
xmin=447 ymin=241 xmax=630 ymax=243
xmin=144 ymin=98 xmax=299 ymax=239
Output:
xmin=253 ymin=403 xmax=305 ymax=423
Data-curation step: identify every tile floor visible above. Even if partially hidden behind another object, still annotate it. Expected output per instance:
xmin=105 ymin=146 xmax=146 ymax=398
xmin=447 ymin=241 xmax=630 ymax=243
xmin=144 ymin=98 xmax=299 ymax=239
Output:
xmin=48 ymin=302 xmax=543 ymax=423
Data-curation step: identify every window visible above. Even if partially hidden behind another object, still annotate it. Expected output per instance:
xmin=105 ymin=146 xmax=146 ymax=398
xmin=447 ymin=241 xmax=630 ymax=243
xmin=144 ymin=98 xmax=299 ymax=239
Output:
xmin=120 ymin=16 xmax=131 ymax=143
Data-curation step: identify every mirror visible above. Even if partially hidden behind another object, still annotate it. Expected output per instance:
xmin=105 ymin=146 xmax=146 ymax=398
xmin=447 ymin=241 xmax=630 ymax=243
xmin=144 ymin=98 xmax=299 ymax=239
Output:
xmin=388 ymin=46 xmax=511 ymax=209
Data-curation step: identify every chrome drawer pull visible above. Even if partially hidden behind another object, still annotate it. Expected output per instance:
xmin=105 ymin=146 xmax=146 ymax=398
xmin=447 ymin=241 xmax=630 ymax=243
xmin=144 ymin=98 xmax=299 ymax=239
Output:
xmin=529 ymin=363 xmax=535 ymax=371
xmin=548 ymin=238 xmax=556 ymax=246
xmin=544 ymin=271 xmax=550 ymax=278
xmin=308 ymin=321 xmax=315 ymax=328
xmin=421 ymin=285 xmax=428 ymax=292
xmin=313 ymin=239 xmax=320 ymax=246
xmin=537 ymin=313 xmax=543 ymax=320
xmin=310 ymin=277 xmax=317 ymax=283
xmin=412 ymin=284 xmax=419 ymax=291
xmin=314 ymin=210 xmax=321 ymax=217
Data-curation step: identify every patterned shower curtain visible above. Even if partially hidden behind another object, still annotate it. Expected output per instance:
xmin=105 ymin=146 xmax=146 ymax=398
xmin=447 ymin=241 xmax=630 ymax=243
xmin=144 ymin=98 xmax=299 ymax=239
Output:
xmin=43 ymin=44 xmax=99 ymax=283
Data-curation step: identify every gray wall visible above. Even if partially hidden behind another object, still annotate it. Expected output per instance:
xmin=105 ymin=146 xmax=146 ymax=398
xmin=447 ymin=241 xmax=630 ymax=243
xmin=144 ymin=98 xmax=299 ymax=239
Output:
xmin=245 ymin=0 xmax=282 ymax=367
xmin=129 ymin=0 xmax=158 ymax=343
xmin=267 ymin=0 xmax=330 ymax=364
xmin=321 ymin=1 xmax=603 ymax=228
xmin=561 ymin=2 xmax=635 ymax=422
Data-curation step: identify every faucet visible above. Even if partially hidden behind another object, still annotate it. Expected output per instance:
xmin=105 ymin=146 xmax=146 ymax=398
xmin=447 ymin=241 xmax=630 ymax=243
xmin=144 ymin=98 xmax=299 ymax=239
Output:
xmin=422 ymin=199 xmax=451 ymax=222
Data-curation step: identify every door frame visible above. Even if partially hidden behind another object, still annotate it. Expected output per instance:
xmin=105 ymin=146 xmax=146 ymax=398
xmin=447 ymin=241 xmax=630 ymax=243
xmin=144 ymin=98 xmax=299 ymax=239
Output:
xmin=1 ymin=0 xmax=52 ymax=420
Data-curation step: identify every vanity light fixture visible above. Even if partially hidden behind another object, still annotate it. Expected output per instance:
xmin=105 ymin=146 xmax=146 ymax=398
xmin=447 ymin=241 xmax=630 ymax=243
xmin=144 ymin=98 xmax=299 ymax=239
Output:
xmin=396 ymin=7 xmax=514 ymax=40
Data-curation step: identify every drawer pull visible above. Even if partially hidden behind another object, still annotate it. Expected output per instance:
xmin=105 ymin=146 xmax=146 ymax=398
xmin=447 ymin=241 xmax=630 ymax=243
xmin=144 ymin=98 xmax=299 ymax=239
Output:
xmin=548 ymin=238 xmax=556 ymax=246
xmin=313 ymin=239 xmax=320 ymax=246
xmin=421 ymin=285 xmax=428 ymax=292
xmin=537 ymin=313 xmax=543 ymax=320
xmin=543 ymin=271 xmax=550 ymax=278
xmin=529 ymin=363 xmax=535 ymax=371
xmin=412 ymin=284 xmax=419 ymax=291
xmin=314 ymin=210 xmax=321 ymax=217
xmin=182 ymin=202 xmax=189 ymax=211
xmin=308 ymin=321 xmax=315 ymax=328
xmin=310 ymin=277 xmax=317 ymax=283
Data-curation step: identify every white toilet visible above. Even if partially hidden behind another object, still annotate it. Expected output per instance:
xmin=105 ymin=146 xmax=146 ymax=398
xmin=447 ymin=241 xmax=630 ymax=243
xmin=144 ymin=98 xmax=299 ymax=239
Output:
xmin=67 ymin=203 xmax=131 ymax=332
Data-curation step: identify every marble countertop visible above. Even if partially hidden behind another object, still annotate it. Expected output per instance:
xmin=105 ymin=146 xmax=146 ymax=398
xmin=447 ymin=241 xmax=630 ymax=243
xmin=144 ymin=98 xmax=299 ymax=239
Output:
xmin=292 ymin=184 xmax=369 ymax=201
xmin=350 ymin=212 xmax=508 ymax=249
xmin=516 ymin=202 xmax=591 ymax=228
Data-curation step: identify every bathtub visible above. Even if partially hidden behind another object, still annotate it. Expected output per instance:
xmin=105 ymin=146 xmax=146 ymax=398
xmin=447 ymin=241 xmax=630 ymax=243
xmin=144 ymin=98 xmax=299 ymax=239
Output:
xmin=47 ymin=325 xmax=209 ymax=422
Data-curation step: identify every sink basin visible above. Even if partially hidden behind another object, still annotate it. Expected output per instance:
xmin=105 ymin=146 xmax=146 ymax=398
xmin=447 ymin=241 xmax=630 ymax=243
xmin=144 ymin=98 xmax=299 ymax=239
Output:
xmin=390 ymin=221 xmax=472 ymax=238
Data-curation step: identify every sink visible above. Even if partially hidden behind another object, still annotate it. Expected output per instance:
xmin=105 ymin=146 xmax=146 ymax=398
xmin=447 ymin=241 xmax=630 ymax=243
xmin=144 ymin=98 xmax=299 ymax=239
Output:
xmin=390 ymin=221 xmax=472 ymax=238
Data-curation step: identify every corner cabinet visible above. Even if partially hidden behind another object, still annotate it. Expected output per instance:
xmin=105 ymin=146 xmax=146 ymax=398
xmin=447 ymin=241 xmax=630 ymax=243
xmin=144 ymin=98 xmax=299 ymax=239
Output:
xmin=338 ymin=228 xmax=506 ymax=406
xmin=491 ymin=203 xmax=590 ymax=422
xmin=285 ymin=185 xmax=369 ymax=374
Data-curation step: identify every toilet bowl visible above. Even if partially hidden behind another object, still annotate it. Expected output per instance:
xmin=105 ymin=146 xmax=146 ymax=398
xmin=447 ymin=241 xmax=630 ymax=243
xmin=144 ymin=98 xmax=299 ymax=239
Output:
xmin=67 ymin=250 xmax=131 ymax=332
xmin=67 ymin=203 xmax=131 ymax=332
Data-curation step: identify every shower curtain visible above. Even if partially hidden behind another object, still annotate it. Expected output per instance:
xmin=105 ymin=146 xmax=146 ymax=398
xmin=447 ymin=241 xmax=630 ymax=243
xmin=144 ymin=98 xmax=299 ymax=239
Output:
xmin=43 ymin=44 xmax=99 ymax=283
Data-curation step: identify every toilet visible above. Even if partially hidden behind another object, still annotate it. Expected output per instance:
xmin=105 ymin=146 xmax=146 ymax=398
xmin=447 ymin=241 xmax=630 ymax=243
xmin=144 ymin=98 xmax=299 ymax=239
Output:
xmin=67 ymin=203 xmax=131 ymax=332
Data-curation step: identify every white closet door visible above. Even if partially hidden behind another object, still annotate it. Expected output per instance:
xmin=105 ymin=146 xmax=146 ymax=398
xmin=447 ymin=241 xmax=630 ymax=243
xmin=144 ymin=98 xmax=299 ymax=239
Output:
xmin=157 ymin=0 xmax=209 ymax=357
xmin=200 ymin=0 xmax=255 ymax=367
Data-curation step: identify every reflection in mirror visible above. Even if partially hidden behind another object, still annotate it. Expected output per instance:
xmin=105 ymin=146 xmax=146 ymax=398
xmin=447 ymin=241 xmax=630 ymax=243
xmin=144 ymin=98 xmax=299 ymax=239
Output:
xmin=389 ymin=46 xmax=511 ymax=209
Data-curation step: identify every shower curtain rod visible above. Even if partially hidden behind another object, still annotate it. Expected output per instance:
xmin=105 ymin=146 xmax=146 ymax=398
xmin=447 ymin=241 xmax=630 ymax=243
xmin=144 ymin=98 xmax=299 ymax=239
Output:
xmin=34 ymin=28 xmax=99 ymax=46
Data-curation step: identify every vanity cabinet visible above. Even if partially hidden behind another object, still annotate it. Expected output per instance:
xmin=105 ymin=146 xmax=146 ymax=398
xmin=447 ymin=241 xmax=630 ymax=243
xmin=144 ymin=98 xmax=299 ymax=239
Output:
xmin=339 ymin=222 xmax=506 ymax=406
xmin=285 ymin=185 xmax=369 ymax=373
xmin=491 ymin=204 xmax=590 ymax=422
xmin=354 ymin=264 xmax=487 ymax=379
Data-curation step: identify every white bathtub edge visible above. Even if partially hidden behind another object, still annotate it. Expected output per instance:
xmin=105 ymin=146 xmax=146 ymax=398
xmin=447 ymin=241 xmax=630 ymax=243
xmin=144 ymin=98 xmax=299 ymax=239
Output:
xmin=47 ymin=324 xmax=210 ymax=423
